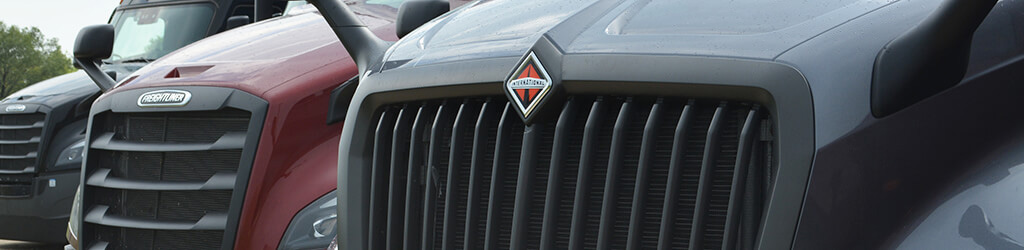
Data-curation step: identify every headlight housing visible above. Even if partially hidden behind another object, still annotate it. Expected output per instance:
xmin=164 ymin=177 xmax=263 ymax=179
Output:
xmin=279 ymin=190 xmax=338 ymax=250
xmin=66 ymin=186 xmax=83 ymax=249
xmin=51 ymin=139 xmax=86 ymax=171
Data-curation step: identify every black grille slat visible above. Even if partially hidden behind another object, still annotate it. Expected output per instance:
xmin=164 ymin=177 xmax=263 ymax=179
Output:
xmin=722 ymin=108 xmax=759 ymax=250
xmin=84 ymin=107 xmax=255 ymax=250
xmin=689 ymin=104 xmax=726 ymax=250
xmin=422 ymin=102 xmax=456 ymax=250
xmin=626 ymin=100 xmax=663 ymax=250
xmin=403 ymin=104 xmax=437 ymax=250
xmin=484 ymin=104 xmax=520 ymax=250
xmin=597 ymin=99 xmax=633 ymax=250
xmin=658 ymin=103 xmax=695 ymax=250
xmin=368 ymin=109 xmax=398 ymax=250
xmin=387 ymin=106 xmax=414 ymax=250
xmin=366 ymin=96 xmax=771 ymax=250
xmin=0 ymin=113 xmax=45 ymax=175
xmin=463 ymin=100 xmax=501 ymax=250
xmin=539 ymin=99 xmax=579 ymax=250
xmin=569 ymin=99 xmax=606 ymax=250
xmin=442 ymin=101 xmax=480 ymax=250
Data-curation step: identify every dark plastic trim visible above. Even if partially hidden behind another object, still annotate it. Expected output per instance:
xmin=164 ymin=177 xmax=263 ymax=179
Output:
xmin=89 ymin=132 xmax=246 ymax=152
xmin=326 ymin=77 xmax=358 ymax=125
xmin=86 ymin=169 xmax=236 ymax=191
xmin=84 ymin=205 xmax=227 ymax=230
xmin=870 ymin=0 xmax=997 ymax=116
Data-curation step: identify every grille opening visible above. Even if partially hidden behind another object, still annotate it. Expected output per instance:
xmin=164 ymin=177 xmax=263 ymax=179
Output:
xmin=93 ymin=150 xmax=242 ymax=182
xmin=89 ymin=224 xmax=223 ymax=250
xmin=361 ymin=96 xmax=774 ymax=250
xmin=90 ymin=187 xmax=233 ymax=221
xmin=98 ymin=109 xmax=250 ymax=144
xmin=0 ymin=114 xmax=45 ymax=126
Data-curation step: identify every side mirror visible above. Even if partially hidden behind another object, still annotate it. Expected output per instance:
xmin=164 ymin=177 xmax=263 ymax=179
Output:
xmin=225 ymin=15 xmax=251 ymax=30
xmin=396 ymin=0 xmax=449 ymax=38
xmin=73 ymin=24 xmax=117 ymax=92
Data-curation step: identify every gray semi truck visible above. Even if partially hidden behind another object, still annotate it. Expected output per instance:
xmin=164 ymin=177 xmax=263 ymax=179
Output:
xmin=310 ymin=0 xmax=1024 ymax=249
xmin=0 ymin=0 xmax=279 ymax=243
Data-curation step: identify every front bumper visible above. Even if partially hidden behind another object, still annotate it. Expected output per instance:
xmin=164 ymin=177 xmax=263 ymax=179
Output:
xmin=0 ymin=171 xmax=79 ymax=243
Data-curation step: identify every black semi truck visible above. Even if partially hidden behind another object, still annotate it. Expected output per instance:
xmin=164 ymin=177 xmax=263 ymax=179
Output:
xmin=0 ymin=0 xmax=277 ymax=243
xmin=310 ymin=0 xmax=1024 ymax=249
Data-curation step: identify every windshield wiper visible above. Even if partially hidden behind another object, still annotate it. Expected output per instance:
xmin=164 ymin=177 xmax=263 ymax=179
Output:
xmin=115 ymin=58 xmax=156 ymax=64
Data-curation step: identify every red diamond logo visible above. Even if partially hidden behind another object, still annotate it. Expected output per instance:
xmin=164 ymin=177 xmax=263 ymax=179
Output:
xmin=505 ymin=52 xmax=552 ymax=118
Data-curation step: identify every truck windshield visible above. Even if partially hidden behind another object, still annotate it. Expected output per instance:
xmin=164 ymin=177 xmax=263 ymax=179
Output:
xmin=105 ymin=4 xmax=215 ymax=64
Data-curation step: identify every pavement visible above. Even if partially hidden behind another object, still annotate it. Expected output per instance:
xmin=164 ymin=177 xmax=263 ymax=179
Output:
xmin=0 ymin=240 xmax=64 ymax=250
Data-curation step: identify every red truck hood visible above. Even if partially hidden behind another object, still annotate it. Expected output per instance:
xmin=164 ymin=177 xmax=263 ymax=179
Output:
xmin=108 ymin=5 xmax=397 ymax=100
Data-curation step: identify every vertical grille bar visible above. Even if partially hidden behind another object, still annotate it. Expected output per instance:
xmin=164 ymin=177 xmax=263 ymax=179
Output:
xmin=539 ymin=99 xmax=578 ymax=250
xmin=658 ymin=103 xmax=694 ymax=250
xmin=442 ymin=102 xmax=479 ymax=249
xmin=568 ymin=99 xmax=605 ymax=250
xmin=626 ymin=100 xmax=663 ymax=250
xmin=368 ymin=109 xmax=397 ymax=249
xmin=689 ymin=103 xmax=726 ymax=250
xmin=597 ymin=99 xmax=633 ymax=250
xmin=510 ymin=121 xmax=543 ymax=250
xmin=386 ymin=106 xmax=414 ymax=250
xmin=422 ymin=102 xmax=456 ymax=249
xmin=483 ymin=104 xmax=514 ymax=250
xmin=463 ymin=100 xmax=502 ymax=250
xmin=721 ymin=107 xmax=758 ymax=250
xmin=404 ymin=104 xmax=437 ymax=250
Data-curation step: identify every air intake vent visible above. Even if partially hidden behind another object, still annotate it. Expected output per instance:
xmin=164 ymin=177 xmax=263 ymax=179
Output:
xmin=363 ymin=96 xmax=773 ymax=250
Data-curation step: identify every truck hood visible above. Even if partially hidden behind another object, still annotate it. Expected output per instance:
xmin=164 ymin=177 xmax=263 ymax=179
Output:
xmin=109 ymin=4 xmax=397 ymax=99
xmin=384 ymin=0 xmax=893 ymax=69
xmin=1 ymin=71 xmax=99 ymax=106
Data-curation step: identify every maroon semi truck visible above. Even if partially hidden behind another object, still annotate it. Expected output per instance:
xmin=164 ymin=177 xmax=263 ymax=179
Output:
xmin=63 ymin=1 xmax=466 ymax=249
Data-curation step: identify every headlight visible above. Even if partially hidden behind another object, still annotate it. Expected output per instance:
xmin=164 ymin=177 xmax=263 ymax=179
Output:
xmin=279 ymin=190 xmax=338 ymax=250
xmin=66 ymin=186 xmax=83 ymax=249
xmin=51 ymin=139 xmax=86 ymax=171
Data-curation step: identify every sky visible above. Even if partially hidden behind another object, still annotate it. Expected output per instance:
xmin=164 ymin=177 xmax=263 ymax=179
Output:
xmin=0 ymin=0 xmax=121 ymax=55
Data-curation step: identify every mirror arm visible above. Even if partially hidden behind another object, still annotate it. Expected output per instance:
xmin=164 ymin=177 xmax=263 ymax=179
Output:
xmin=307 ymin=0 xmax=392 ymax=75
xmin=75 ymin=58 xmax=116 ymax=92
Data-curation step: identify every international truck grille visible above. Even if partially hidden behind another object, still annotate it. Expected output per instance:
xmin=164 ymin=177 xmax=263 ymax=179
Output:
xmin=0 ymin=112 xmax=46 ymax=198
xmin=364 ymin=96 xmax=773 ymax=250
xmin=82 ymin=108 xmax=256 ymax=250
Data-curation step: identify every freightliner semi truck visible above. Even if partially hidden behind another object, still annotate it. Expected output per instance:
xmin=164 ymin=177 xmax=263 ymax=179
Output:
xmin=0 ymin=0 xmax=273 ymax=243
xmin=63 ymin=1 xmax=469 ymax=249
xmin=310 ymin=0 xmax=1024 ymax=249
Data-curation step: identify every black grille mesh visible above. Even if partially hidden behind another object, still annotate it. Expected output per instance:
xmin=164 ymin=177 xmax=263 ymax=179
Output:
xmin=83 ymin=108 xmax=253 ymax=249
xmin=92 ymin=225 xmax=224 ymax=250
xmin=0 ymin=112 xmax=45 ymax=197
xmin=364 ymin=96 xmax=773 ymax=250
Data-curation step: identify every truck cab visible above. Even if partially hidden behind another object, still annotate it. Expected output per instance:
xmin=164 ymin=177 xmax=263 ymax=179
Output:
xmin=0 ymin=0 xmax=271 ymax=244
xmin=309 ymin=0 xmax=1024 ymax=249
xmin=64 ymin=1 xmax=468 ymax=249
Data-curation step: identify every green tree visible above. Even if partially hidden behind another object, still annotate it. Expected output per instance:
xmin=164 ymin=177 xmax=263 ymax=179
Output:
xmin=0 ymin=21 xmax=75 ymax=98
